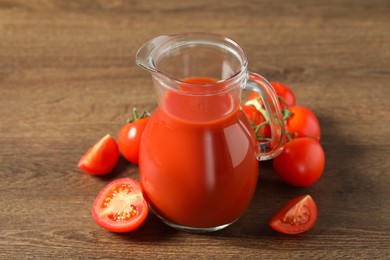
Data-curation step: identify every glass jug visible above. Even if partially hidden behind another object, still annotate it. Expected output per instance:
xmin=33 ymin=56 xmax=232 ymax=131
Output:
xmin=136 ymin=33 xmax=285 ymax=232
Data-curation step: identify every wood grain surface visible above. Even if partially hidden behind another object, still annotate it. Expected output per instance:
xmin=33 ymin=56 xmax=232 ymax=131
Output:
xmin=1 ymin=0 xmax=389 ymax=259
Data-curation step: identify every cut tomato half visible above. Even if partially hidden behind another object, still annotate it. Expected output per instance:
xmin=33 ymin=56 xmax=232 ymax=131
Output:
xmin=268 ymin=195 xmax=318 ymax=234
xmin=92 ymin=178 xmax=149 ymax=233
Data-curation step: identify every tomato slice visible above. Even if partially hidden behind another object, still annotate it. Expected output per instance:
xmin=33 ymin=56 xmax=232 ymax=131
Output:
xmin=268 ymin=195 xmax=318 ymax=234
xmin=78 ymin=134 xmax=119 ymax=175
xmin=92 ymin=178 xmax=148 ymax=233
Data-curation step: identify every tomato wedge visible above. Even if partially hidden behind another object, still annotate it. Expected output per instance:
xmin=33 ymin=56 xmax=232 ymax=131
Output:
xmin=78 ymin=134 xmax=119 ymax=175
xmin=268 ymin=195 xmax=318 ymax=234
xmin=92 ymin=178 xmax=148 ymax=233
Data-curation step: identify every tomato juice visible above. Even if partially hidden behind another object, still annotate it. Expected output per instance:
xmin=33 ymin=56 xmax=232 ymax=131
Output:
xmin=139 ymin=77 xmax=259 ymax=229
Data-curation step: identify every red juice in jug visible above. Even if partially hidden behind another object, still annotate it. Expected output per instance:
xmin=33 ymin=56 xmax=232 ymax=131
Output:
xmin=139 ymin=77 xmax=258 ymax=228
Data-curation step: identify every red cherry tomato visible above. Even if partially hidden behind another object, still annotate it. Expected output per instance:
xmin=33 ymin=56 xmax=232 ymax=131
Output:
xmin=241 ymin=105 xmax=263 ymax=126
xmin=248 ymin=82 xmax=296 ymax=109
xmin=273 ymin=137 xmax=325 ymax=187
xmin=241 ymin=105 xmax=271 ymax=140
xmin=78 ymin=134 xmax=119 ymax=175
xmin=285 ymin=106 xmax=321 ymax=142
xmin=118 ymin=117 xmax=149 ymax=165
xmin=269 ymin=195 xmax=318 ymax=234
xmin=92 ymin=178 xmax=149 ymax=233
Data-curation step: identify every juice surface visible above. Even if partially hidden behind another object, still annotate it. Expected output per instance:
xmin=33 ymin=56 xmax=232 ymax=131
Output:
xmin=139 ymin=77 xmax=258 ymax=228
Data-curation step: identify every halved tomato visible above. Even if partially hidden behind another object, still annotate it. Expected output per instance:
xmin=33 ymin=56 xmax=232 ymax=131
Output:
xmin=268 ymin=195 xmax=318 ymax=234
xmin=78 ymin=134 xmax=119 ymax=175
xmin=92 ymin=178 xmax=148 ymax=233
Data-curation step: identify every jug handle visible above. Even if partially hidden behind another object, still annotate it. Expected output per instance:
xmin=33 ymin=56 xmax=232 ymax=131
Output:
xmin=244 ymin=72 xmax=286 ymax=161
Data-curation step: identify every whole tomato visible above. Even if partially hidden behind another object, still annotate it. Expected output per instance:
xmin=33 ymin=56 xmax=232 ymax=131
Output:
xmin=273 ymin=137 xmax=325 ymax=187
xmin=285 ymin=106 xmax=321 ymax=142
xmin=118 ymin=109 xmax=149 ymax=165
xmin=248 ymin=82 xmax=296 ymax=109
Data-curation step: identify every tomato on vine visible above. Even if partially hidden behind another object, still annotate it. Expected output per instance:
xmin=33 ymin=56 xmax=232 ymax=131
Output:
xmin=244 ymin=82 xmax=298 ymax=142
xmin=248 ymin=81 xmax=296 ymax=109
xmin=241 ymin=105 xmax=271 ymax=141
xmin=284 ymin=106 xmax=321 ymax=142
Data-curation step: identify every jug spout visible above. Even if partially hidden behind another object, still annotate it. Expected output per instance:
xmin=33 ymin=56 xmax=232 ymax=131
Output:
xmin=135 ymin=34 xmax=173 ymax=73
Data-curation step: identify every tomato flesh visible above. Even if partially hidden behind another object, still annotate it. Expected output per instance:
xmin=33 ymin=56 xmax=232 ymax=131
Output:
xmin=92 ymin=178 xmax=148 ymax=233
xmin=78 ymin=134 xmax=119 ymax=175
xmin=269 ymin=195 xmax=318 ymax=234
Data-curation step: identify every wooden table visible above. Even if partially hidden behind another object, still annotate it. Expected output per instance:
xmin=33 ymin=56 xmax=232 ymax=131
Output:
xmin=1 ymin=0 xmax=389 ymax=258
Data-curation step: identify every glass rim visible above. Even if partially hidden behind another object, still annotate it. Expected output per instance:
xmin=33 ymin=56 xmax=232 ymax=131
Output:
xmin=139 ymin=32 xmax=249 ymax=95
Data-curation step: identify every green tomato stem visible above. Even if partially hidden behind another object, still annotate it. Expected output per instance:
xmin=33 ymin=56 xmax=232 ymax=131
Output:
xmin=132 ymin=107 xmax=139 ymax=121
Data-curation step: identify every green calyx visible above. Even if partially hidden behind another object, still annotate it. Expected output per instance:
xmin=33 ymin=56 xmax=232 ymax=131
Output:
xmin=127 ymin=107 xmax=150 ymax=123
